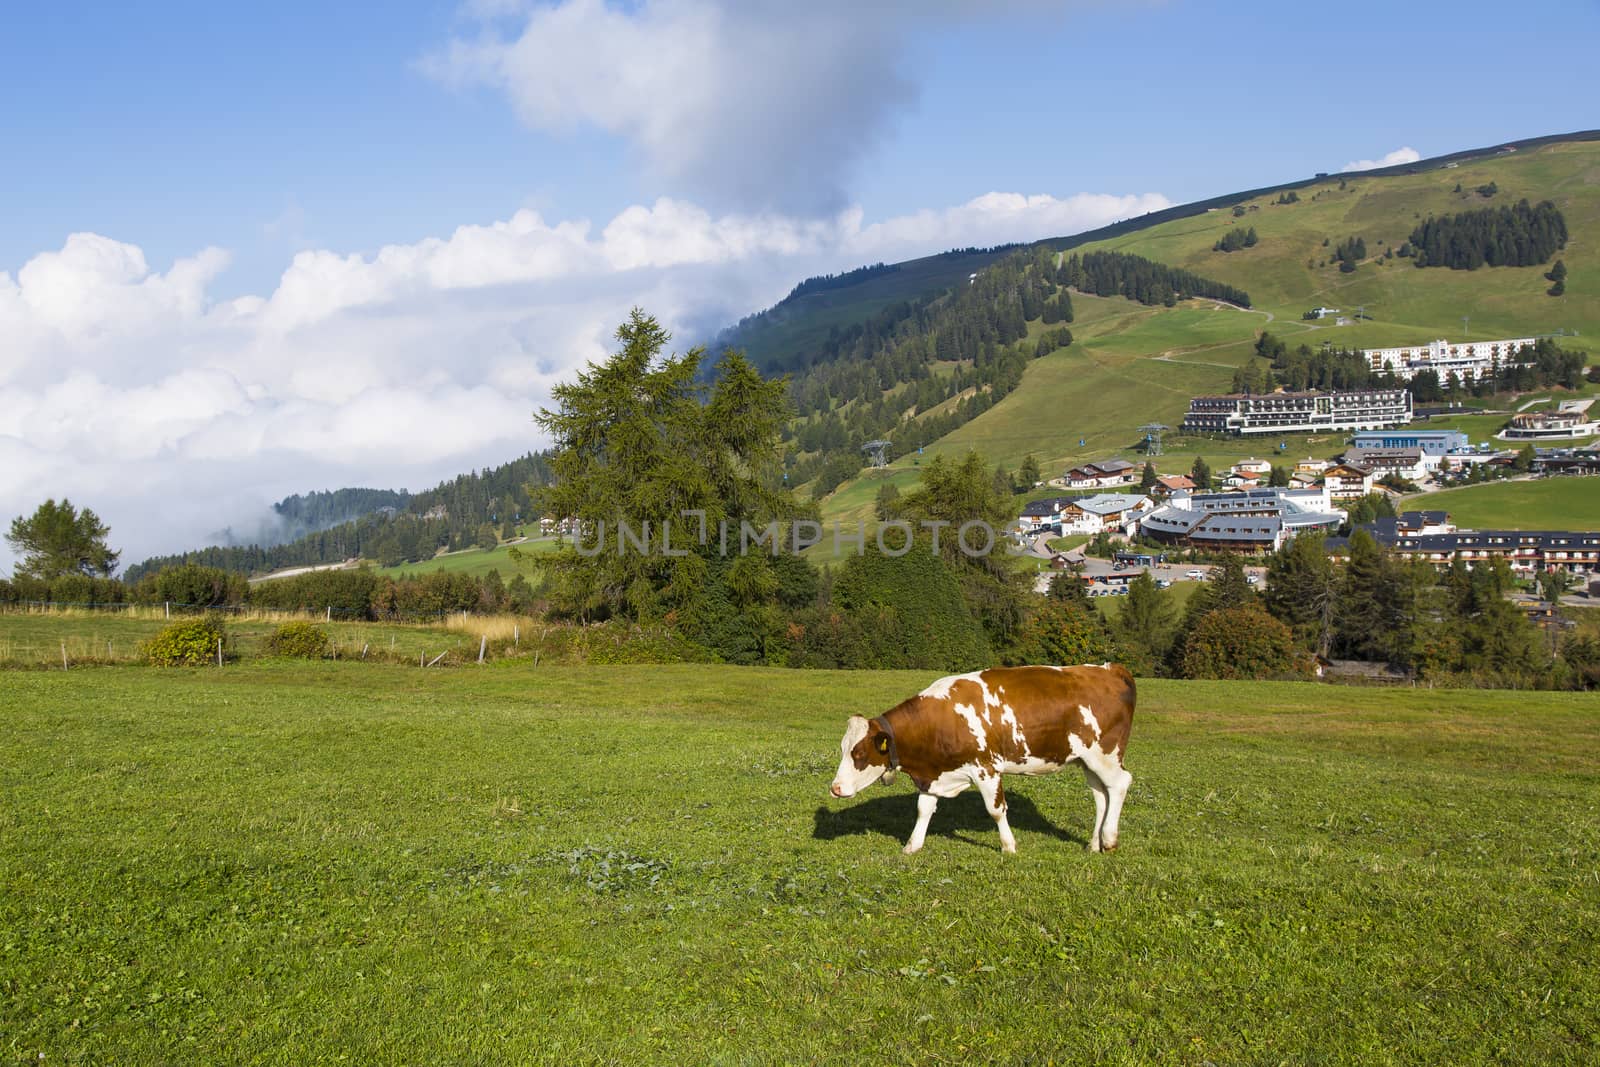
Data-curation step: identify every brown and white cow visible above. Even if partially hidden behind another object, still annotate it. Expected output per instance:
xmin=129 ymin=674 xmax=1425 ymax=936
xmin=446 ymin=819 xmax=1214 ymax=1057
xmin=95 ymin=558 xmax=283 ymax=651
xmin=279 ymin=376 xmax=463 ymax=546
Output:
xmin=829 ymin=664 xmax=1135 ymax=854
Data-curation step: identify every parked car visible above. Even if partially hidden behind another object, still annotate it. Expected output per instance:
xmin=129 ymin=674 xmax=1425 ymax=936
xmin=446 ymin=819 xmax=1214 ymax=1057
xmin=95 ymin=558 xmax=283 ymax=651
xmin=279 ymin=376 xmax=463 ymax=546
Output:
xmin=1246 ymin=574 xmax=1261 ymax=585
xmin=1184 ymin=569 xmax=1205 ymax=580
xmin=1156 ymin=578 xmax=1172 ymax=589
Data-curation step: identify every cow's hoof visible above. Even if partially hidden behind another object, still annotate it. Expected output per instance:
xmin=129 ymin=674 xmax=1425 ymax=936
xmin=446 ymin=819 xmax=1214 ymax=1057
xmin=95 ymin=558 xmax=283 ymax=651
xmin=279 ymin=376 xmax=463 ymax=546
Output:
xmin=902 ymin=843 xmax=922 ymax=855
xmin=1102 ymin=839 xmax=1119 ymax=852
xmin=1086 ymin=841 xmax=1101 ymax=853
xmin=1001 ymin=843 xmax=1017 ymax=855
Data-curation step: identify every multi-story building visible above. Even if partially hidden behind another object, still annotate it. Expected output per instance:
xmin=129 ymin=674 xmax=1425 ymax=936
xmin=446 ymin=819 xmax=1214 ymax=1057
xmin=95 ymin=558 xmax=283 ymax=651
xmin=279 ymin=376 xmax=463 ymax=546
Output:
xmin=1342 ymin=447 xmax=1432 ymax=481
xmin=1498 ymin=409 xmax=1600 ymax=441
xmin=1062 ymin=458 xmax=1138 ymax=488
xmin=1181 ymin=388 xmax=1412 ymax=436
xmin=1370 ymin=529 xmax=1600 ymax=575
xmin=1362 ymin=337 xmax=1536 ymax=383
xmin=1322 ymin=463 xmax=1376 ymax=501
xmin=1350 ymin=429 xmax=1470 ymax=454
xmin=1137 ymin=488 xmax=1344 ymax=552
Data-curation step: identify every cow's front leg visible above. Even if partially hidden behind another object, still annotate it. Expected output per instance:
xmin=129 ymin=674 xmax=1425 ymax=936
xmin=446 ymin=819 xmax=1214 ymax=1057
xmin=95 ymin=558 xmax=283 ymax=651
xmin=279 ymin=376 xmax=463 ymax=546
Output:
xmin=976 ymin=775 xmax=1017 ymax=854
xmin=903 ymin=793 xmax=939 ymax=854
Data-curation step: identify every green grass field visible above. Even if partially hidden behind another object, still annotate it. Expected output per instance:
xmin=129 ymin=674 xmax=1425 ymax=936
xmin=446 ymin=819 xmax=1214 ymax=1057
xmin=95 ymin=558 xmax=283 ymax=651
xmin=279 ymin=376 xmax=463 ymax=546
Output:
xmin=1417 ymin=475 xmax=1600 ymax=530
xmin=371 ymin=536 xmax=558 ymax=580
xmin=3 ymin=663 xmax=1596 ymax=1063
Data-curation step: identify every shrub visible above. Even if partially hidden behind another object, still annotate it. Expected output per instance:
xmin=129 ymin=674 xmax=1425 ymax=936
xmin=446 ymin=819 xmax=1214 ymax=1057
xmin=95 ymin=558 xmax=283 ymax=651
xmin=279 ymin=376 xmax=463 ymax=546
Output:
xmin=1181 ymin=606 xmax=1311 ymax=680
xmin=267 ymin=621 xmax=330 ymax=659
xmin=831 ymin=546 xmax=992 ymax=670
xmin=144 ymin=616 xmax=229 ymax=667
xmin=1008 ymin=601 xmax=1120 ymax=667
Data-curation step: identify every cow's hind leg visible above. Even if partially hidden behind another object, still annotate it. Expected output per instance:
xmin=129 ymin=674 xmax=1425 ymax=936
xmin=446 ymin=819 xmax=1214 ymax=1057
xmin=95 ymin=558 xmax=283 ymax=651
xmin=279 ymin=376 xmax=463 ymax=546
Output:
xmin=903 ymin=793 xmax=939 ymax=855
xmin=1080 ymin=764 xmax=1109 ymax=853
xmin=1082 ymin=748 xmax=1132 ymax=851
xmin=976 ymin=774 xmax=1017 ymax=854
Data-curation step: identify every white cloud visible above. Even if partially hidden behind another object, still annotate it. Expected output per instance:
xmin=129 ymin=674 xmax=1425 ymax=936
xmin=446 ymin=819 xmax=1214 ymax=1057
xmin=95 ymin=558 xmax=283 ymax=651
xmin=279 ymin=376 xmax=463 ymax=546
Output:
xmin=424 ymin=0 xmax=1079 ymax=213
xmin=0 ymin=185 xmax=1166 ymax=574
xmin=1341 ymin=146 xmax=1421 ymax=173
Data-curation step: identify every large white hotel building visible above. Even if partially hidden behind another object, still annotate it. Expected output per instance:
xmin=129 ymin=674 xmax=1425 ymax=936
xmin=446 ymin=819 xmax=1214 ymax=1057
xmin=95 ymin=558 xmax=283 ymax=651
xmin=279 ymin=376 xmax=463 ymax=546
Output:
xmin=1363 ymin=337 xmax=1537 ymax=383
xmin=1182 ymin=387 xmax=1412 ymax=436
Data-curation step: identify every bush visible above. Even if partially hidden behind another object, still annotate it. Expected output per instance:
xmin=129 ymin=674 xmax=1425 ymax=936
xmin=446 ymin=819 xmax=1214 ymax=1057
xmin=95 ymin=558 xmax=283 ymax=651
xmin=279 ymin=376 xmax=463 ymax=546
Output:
xmin=150 ymin=562 xmax=241 ymax=608
xmin=831 ymin=546 xmax=992 ymax=670
xmin=144 ymin=616 xmax=229 ymax=667
xmin=267 ymin=621 xmax=330 ymax=659
xmin=1180 ymin=606 xmax=1310 ymax=680
xmin=1007 ymin=601 xmax=1120 ymax=667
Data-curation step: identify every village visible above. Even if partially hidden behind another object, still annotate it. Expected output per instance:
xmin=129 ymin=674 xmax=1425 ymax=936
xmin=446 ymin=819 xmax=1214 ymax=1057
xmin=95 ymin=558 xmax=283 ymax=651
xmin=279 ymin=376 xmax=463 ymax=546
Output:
xmin=1018 ymin=373 xmax=1600 ymax=604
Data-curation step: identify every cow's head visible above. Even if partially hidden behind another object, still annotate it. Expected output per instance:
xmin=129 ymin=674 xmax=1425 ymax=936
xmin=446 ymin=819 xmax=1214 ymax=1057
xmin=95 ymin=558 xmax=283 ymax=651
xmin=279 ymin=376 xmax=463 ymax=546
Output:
xmin=830 ymin=715 xmax=894 ymax=798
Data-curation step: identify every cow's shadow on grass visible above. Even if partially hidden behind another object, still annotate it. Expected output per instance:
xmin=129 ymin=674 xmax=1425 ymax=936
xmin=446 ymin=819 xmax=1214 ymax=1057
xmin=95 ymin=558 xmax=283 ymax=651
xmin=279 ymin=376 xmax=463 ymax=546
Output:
xmin=813 ymin=788 xmax=1086 ymax=851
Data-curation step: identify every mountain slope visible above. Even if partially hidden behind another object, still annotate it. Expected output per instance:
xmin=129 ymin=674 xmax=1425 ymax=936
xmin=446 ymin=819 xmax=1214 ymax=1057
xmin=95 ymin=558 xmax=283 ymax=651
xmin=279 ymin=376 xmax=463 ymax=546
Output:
xmin=806 ymin=134 xmax=1600 ymax=525
xmin=721 ymin=130 xmax=1600 ymax=375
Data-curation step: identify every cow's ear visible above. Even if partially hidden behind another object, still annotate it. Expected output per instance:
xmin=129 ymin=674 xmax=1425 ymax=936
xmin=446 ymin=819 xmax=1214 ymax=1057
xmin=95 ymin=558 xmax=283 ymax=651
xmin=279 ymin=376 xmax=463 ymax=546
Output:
xmin=875 ymin=735 xmax=890 ymax=754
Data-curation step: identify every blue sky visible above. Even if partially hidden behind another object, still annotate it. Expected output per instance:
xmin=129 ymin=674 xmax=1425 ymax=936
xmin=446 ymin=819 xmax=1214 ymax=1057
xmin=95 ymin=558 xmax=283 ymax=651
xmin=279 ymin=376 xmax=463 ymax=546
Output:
xmin=1 ymin=0 xmax=1595 ymax=568
xmin=8 ymin=0 xmax=1592 ymax=294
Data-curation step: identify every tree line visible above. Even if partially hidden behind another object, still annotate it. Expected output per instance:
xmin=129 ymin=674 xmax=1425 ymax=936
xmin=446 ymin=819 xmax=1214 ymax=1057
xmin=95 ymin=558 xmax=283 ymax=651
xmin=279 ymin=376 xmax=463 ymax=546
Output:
xmin=780 ymin=247 xmax=1075 ymax=497
xmin=1059 ymin=250 xmax=1252 ymax=307
xmin=782 ymin=262 xmax=900 ymax=301
xmin=1037 ymin=533 xmax=1594 ymax=690
xmin=267 ymin=487 xmax=410 ymax=543
xmin=0 ymin=561 xmax=537 ymax=621
xmin=1213 ymin=226 xmax=1258 ymax=253
xmin=1407 ymin=199 xmax=1567 ymax=270
xmin=124 ymin=453 xmax=554 ymax=580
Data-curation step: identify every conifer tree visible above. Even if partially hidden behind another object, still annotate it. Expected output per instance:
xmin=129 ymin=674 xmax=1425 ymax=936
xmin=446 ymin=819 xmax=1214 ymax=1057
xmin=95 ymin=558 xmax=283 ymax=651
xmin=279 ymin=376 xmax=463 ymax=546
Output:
xmin=1115 ymin=571 xmax=1176 ymax=675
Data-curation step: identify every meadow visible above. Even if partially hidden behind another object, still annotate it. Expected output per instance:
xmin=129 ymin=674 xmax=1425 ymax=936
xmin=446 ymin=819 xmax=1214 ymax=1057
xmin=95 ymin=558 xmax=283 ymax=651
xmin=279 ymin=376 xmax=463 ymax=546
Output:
xmin=0 ymin=608 xmax=511 ymax=668
xmin=1417 ymin=475 xmax=1600 ymax=531
xmin=371 ymin=534 xmax=559 ymax=580
xmin=3 ymin=662 xmax=1596 ymax=1064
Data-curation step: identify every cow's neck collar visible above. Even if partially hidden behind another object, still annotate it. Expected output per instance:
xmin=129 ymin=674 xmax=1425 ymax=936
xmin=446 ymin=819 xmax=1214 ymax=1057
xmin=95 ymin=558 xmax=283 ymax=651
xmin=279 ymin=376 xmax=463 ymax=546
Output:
xmin=871 ymin=715 xmax=901 ymax=771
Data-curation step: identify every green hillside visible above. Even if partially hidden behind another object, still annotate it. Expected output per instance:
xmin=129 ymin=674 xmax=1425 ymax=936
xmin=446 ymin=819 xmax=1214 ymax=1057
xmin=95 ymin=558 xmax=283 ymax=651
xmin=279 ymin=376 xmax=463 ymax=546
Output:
xmin=717 ymin=247 xmax=1015 ymax=372
xmin=1076 ymin=140 xmax=1600 ymax=348
xmin=371 ymin=534 xmax=559 ymax=580
xmin=724 ymin=131 xmax=1598 ymax=376
xmin=814 ymin=136 xmax=1600 ymax=519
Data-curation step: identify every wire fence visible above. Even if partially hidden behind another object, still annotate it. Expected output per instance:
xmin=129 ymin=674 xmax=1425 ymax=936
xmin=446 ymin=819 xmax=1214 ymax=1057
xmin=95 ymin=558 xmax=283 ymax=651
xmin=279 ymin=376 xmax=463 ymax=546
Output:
xmin=0 ymin=598 xmax=501 ymax=624
xmin=0 ymin=599 xmax=563 ymax=669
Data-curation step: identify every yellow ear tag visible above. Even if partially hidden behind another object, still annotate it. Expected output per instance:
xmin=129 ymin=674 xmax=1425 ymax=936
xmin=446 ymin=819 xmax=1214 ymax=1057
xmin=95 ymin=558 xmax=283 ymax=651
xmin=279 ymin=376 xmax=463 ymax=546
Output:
xmin=875 ymin=736 xmax=889 ymax=754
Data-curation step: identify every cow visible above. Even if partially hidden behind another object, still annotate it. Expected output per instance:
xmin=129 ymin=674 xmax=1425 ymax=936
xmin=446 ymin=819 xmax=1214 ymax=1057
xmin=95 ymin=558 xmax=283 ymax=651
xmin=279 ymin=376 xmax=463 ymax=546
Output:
xmin=829 ymin=664 xmax=1135 ymax=855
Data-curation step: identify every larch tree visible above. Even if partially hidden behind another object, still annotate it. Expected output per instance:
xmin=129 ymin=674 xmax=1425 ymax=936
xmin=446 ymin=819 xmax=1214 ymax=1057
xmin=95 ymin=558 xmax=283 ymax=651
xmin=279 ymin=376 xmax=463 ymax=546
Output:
xmin=532 ymin=309 xmax=796 ymax=621
xmin=6 ymin=499 xmax=120 ymax=580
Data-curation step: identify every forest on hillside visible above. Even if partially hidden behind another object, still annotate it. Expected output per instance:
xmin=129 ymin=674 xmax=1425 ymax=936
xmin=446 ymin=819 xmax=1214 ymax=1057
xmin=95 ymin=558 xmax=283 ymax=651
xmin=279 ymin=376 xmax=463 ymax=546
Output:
xmin=125 ymin=453 xmax=554 ymax=580
xmin=781 ymin=247 xmax=1247 ymax=497
xmin=1407 ymin=199 xmax=1567 ymax=269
